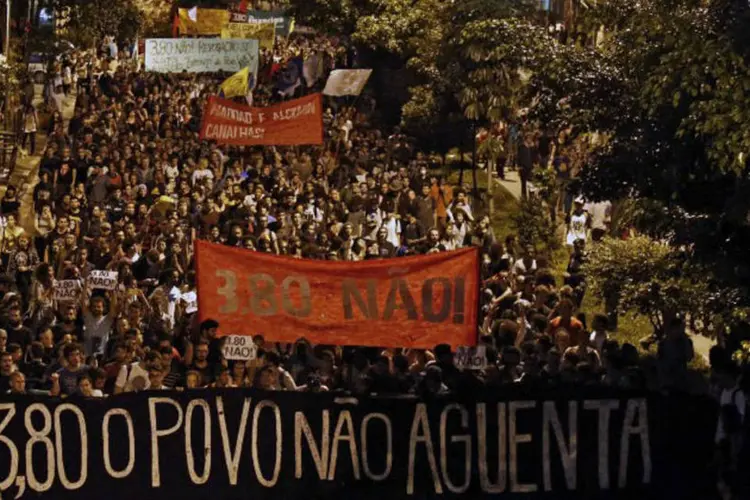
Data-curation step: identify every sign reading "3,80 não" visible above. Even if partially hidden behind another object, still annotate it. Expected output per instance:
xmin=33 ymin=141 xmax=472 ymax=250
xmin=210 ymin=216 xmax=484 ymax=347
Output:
xmin=194 ymin=241 xmax=480 ymax=348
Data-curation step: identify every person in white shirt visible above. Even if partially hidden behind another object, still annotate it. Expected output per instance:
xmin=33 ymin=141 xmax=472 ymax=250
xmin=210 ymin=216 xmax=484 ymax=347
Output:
xmin=584 ymin=199 xmax=612 ymax=242
xmin=114 ymin=361 xmax=150 ymax=394
xmin=147 ymin=363 xmax=169 ymax=390
xmin=566 ymin=197 xmax=589 ymax=246
xmin=382 ymin=213 xmax=402 ymax=249
xmin=447 ymin=191 xmax=475 ymax=222
xmin=78 ymin=375 xmax=104 ymax=398
xmin=452 ymin=209 xmax=471 ymax=248
xmin=511 ymin=247 xmax=537 ymax=277
xmin=589 ymin=314 xmax=609 ymax=353
xmin=341 ymin=118 xmax=354 ymax=143
xmin=165 ymin=160 xmax=179 ymax=182
xmin=82 ymin=291 xmax=117 ymax=357
xmin=191 ymin=159 xmax=214 ymax=186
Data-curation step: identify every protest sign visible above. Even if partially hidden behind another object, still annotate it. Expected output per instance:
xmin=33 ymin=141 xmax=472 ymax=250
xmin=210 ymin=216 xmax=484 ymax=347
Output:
xmin=54 ymin=280 xmax=82 ymax=302
xmin=230 ymin=11 xmax=247 ymax=22
xmin=222 ymin=335 xmax=257 ymax=361
xmin=199 ymin=94 xmax=323 ymax=146
xmin=87 ymin=270 xmax=118 ymax=290
xmin=221 ymin=22 xmax=275 ymax=49
xmin=145 ymin=39 xmax=259 ymax=74
xmin=323 ymin=69 xmax=373 ymax=97
xmin=303 ymin=51 xmax=324 ymax=87
xmin=195 ymin=240 xmax=479 ymax=348
xmin=0 ymin=388 xmax=718 ymax=500
xmin=454 ymin=345 xmax=487 ymax=370
xmin=181 ymin=290 xmax=198 ymax=314
xmin=237 ymin=10 xmax=294 ymax=36
xmin=175 ymin=7 xmax=230 ymax=36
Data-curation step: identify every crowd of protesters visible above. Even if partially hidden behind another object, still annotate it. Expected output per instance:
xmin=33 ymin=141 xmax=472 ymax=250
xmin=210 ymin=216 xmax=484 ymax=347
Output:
xmin=0 ymin=32 xmax=738 ymax=396
xmin=1 ymin=27 xmax=749 ymax=478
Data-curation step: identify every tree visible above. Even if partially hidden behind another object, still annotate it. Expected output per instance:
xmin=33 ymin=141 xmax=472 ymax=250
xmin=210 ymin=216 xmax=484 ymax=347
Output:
xmin=133 ymin=0 xmax=173 ymax=38
xmin=584 ymin=236 xmax=740 ymax=337
xmin=529 ymin=0 xmax=750 ymax=335
xmin=287 ymin=0 xmax=376 ymax=36
xmin=512 ymin=198 xmax=559 ymax=254
xmin=52 ymin=0 xmax=144 ymax=47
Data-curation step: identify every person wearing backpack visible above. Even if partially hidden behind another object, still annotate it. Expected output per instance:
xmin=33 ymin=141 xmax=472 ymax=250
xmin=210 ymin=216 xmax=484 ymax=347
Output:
xmin=714 ymin=362 xmax=747 ymax=499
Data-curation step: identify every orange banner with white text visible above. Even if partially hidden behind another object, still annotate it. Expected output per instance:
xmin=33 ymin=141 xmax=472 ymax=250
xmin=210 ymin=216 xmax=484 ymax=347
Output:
xmin=195 ymin=240 xmax=479 ymax=348
xmin=199 ymin=93 xmax=323 ymax=146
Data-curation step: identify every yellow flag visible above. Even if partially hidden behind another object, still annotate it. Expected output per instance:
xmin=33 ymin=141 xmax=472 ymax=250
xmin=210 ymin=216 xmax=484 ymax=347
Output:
xmin=220 ymin=67 xmax=250 ymax=98
xmin=177 ymin=8 xmax=230 ymax=35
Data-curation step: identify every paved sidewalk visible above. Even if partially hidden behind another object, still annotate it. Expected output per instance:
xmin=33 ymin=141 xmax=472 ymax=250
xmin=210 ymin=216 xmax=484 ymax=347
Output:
xmin=494 ymin=169 xmax=525 ymax=201
xmin=0 ymin=87 xmax=77 ymax=233
xmin=492 ymin=168 xmax=717 ymax=362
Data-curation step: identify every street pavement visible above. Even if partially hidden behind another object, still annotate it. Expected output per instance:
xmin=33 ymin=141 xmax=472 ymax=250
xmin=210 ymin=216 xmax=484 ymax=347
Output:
xmin=0 ymin=85 xmax=76 ymax=234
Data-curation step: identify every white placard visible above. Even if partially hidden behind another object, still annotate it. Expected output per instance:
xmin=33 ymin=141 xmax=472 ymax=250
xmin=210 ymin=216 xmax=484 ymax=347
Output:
xmin=323 ymin=69 xmax=373 ymax=97
xmin=454 ymin=345 xmax=487 ymax=370
xmin=144 ymin=39 xmax=259 ymax=74
xmin=87 ymin=270 xmax=118 ymax=290
xmin=222 ymin=335 xmax=257 ymax=361
xmin=54 ymin=280 xmax=82 ymax=302
xmin=181 ymin=291 xmax=198 ymax=314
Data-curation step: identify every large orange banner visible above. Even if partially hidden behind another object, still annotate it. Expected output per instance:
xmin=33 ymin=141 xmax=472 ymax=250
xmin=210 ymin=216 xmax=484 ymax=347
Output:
xmin=195 ymin=240 xmax=479 ymax=348
xmin=199 ymin=94 xmax=323 ymax=146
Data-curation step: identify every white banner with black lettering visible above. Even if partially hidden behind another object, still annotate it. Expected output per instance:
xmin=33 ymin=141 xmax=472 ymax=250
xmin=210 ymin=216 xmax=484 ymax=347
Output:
xmin=144 ymin=39 xmax=259 ymax=74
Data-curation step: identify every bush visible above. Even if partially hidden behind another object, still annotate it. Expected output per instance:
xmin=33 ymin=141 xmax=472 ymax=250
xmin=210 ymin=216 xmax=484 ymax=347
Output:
xmin=585 ymin=235 xmax=740 ymax=337
xmin=512 ymin=197 xmax=559 ymax=253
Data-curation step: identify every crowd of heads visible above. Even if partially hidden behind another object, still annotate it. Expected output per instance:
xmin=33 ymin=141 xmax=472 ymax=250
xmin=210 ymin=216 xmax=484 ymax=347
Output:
xmin=0 ymin=29 xmax=707 ymax=400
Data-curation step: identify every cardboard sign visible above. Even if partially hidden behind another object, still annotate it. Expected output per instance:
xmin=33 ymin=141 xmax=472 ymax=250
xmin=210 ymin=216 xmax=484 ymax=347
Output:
xmin=455 ymin=345 xmax=487 ymax=370
xmin=244 ymin=10 xmax=294 ymax=36
xmin=323 ymin=69 xmax=373 ymax=97
xmin=88 ymin=270 xmax=118 ymax=290
xmin=144 ymin=39 xmax=259 ymax=74
xmin=181 ymin=291 xmax=198 ymax=314
xmin=221 ymin=22 xmax=275 ymax=49
xmin=195 ymin=240 xmax=480 ymax=348
xmin=54 ymin=280 xmax=82 ymax=302
xmin=199 ymin=94 xmax=323 ymax=146
xmin=222 ymin=335 xmax=257 ymax=361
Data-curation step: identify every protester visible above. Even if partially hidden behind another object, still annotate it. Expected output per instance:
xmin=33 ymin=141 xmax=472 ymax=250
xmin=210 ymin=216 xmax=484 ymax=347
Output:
xmin=0 ymin=33 xmax=741 ymax=425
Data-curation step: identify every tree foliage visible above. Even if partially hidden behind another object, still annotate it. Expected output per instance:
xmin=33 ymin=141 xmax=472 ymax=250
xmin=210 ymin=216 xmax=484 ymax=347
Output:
xmin=291 ymin=0 xmax=750 ymax=333
xmin=133 ymin=0 xmax=173 ymax=38
xmin=53 ymin=0 xmax=144 ymax=47
xmin=512 ymin=198 xmax=560 ymax=253
xmin=0 ymin=55 xmax=23 ymax=101
xmin=289 ymin=0 xmax=551 ymax=138
xmin=564 ymin=0 xmax=750 ymax=319
xmin=287 ymin=0 xmax=374 ymax=36
xmin=585 ymin=236 xmax=741 ymax=337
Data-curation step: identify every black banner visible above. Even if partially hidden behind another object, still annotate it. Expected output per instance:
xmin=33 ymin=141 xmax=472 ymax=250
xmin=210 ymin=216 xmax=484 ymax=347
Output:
xmin=0 ymin=387 xmax=717 ymax=499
